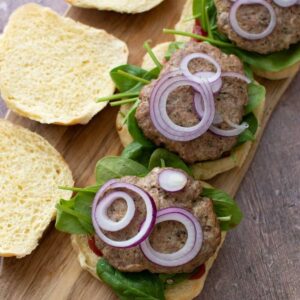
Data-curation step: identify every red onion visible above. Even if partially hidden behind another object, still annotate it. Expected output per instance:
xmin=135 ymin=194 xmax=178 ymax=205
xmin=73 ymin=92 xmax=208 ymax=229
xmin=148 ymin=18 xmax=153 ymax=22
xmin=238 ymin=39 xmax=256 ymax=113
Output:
xmin=95 ymin=191 xmax=136 ymax=232
xmin=222 ymin=72 xmax=251 ymax=84
xmin=92 ymin=182 xmax=157 ymax=248
xmin=140 ymin=208 xmax=203 ymax=267
xmin=194 ymin=93 xmax=223 ymax=125
xmin=194 ymin=90 xmax=249 ymax=137
xmin=158 ymin=169 xmax=188 ymax=192
xmin=209 ymin=121 xmax=249 ymax=137
xmin=273 ymin=0 xmax=298 ymax=7
xmin=180 ymin=53 xmax=222 ymax=93
xmin=150 ymin=72 xmax=215 ymax=142
xmin=230 ymin=0 xmax=276 ymax=40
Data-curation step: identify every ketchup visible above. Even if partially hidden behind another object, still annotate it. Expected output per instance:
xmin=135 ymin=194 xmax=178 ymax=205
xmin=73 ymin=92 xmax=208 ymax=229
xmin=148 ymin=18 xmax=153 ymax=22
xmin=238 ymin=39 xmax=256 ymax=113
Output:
xmin=190 ymin=264 xmax=206 ymax=280
xmin=193 ymin=19 xmax=208 ymax=42
xmin=88 ymin=236 xmax=103 ymax=257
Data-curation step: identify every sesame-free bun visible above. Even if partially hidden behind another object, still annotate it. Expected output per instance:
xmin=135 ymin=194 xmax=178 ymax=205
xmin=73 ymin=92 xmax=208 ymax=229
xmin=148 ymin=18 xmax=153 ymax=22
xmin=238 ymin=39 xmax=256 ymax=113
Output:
xmin=0 ymin=120 xmax=74 ymax=258
xmin=252 ymin=62 xmax=300 ymax=80
xmin=116 ymin=42 xmax=265 ymax=180
xmin=0 ymin=4 xmax=128 ymax=125
xmin=66 ymin=0 xmax=164 ymax=14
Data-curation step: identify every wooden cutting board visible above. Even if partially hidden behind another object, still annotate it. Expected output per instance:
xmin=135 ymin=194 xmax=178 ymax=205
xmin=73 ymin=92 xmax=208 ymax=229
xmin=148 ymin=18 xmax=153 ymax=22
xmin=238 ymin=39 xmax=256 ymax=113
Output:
xmin=0 ymin=1 xmax=298 ymax=299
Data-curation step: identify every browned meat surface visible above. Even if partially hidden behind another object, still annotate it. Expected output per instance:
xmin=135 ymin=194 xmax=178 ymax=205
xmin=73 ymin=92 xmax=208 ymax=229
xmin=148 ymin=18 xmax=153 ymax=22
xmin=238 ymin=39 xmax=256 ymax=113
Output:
xmin=96 ymin=168 xmax=221 ymax=274
xmin=215 ymin=0 xmax=300 ymax=54
xmin=136 ymin=41 xmax=248 ymax=164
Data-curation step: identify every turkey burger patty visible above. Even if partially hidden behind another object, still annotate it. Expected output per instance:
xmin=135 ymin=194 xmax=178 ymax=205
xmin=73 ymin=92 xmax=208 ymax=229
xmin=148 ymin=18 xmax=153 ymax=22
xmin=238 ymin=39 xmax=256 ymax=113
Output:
xmin=136 ymin=41 xmax=248 ymax=164
xmin=215 ymin=0 xmax=300 ymax=54
xmin=95 ymin=167 xmax=221 ymax=274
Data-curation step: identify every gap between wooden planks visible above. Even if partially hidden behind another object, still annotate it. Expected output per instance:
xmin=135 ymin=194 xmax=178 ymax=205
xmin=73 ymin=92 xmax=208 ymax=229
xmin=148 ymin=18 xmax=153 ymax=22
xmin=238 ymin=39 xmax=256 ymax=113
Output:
xmin=1 ymin=1 xmax=298 ymax=299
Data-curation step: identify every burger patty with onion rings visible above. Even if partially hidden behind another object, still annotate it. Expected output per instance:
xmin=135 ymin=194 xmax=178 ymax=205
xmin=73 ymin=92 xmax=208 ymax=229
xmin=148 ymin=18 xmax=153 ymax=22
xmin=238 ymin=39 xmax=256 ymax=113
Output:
xmin=136 ymin=41 xmax=248 ymax=164
xmin=215 ymin=0 xmax=300 ymax=54
xmin=95 ymin=167 xmax=221 ymax=274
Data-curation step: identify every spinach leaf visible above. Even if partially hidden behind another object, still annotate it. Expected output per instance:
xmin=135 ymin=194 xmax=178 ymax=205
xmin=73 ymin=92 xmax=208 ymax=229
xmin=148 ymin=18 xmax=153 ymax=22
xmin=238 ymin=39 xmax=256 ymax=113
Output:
xmin=148 ymin=148 xmax=192 ymax=175
xmin=110 ymin=65 xmax=159 ymax=95
xmin=121 ymin=141 xmax=154 ymax=167
xmin=159 ymin=273 xmax=190 ymax=286
xmin=127 ymin=108 xmax=155 ymax=148
xmin=97 ymin=258 xmax=165 ymax=300
xmin=237 ymin=112 xmax=259 ymax=146
xmin=245 ymin=82 xmax=265 ymax=115
xmin=55 ymin=192 xmax=95 ymax=235
xmin=110 ymin=65 xmax=149 ymax=93
xmin=95 ymin=156 xmax=149 ymax=184
xmin=165 ymin=42 xmax=185 ymax=61
xmin=202 ymin=188 xmax=243 ymax=231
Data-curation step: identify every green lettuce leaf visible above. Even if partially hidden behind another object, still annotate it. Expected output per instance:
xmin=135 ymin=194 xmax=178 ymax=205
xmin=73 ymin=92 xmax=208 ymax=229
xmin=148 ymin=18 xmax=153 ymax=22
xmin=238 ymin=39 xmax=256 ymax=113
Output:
xmin=97 ymin=258 xmax=165 ymax=300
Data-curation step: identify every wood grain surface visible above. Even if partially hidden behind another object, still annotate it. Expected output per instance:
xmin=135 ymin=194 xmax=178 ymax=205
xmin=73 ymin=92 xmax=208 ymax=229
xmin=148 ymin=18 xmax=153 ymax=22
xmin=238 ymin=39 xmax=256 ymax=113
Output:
xmin=0 ymin=1 xmax=299 ymax=300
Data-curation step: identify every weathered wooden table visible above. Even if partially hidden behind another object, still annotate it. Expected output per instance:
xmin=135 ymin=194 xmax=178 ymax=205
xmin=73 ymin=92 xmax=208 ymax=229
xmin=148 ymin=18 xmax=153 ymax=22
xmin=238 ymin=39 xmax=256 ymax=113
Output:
xmin=0 ymin=1 xmax=299 ymax=299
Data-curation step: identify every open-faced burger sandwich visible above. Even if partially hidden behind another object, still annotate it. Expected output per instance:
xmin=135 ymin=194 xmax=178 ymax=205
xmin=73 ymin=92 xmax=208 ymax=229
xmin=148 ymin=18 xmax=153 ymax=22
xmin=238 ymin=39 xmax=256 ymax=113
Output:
xmin=100 ymin=40 xmax=265 ymax=179
xmin=173 ymin=0 xmax=300 ymax=80
xmin=56 ymin=154 xmax=243 ymax=300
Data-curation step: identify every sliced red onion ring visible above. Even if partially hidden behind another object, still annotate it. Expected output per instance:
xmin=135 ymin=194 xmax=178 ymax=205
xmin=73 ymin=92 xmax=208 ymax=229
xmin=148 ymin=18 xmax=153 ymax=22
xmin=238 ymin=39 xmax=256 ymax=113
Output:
xmin=150 ymin=72 xmax=215 ymax=142
xmin=180 ymin=53 xmax=222 ymax=93
xmin=222 ymin=72 xmax=251 ymax=84
xmin=158 ymin=169 xmax=188 ymax=192
xmin=273 ymin=0 xmax=298 ymax=7
xmin=230 ymin=0 xmax=276 ymax=40
xmin=194 ymin=71 xmax=223 ymax=94
xmin=95 ymin=191 xmax=136 ymax=232
xmin=194 ymin=93 xmax=223 ymax=125
xmin=209 ymin=121 xmax=249 ymax=137
xmin=140 ymin=208 xmax=203 ymax=267
xmin=92 ymin=182 xmax=157 ymax=248
xmin=193 ymin=92 xmax=248 ymax=136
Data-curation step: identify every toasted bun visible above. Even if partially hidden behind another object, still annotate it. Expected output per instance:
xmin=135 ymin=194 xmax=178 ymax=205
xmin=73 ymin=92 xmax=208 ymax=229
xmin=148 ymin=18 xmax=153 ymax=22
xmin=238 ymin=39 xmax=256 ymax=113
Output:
xmin=0 ymin=4 xmax=128 ymax=125
xmin=66 ymin=0 xmax=164 ymax=13
xmin=175 ymin=0 xmax=299 ymax=80
xmin=0 ymin=120 xmax=73 ymax=258
xmin=71 ymin=233 xmax=225 ymax=300
xmin=116 ymin=42 xmax=265 ymax=180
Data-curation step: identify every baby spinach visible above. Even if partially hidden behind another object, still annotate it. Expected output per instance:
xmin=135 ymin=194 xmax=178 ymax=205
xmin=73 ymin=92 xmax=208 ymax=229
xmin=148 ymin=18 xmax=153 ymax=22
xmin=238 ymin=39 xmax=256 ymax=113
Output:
xmin=110 ymin=65 xmax=159 ymax=95
xmin=148 ymin=148 xmax=192 ymax=175
xmin=165 ymin=42 xmax=185 ymax=61
xmin=55 ymin=192 xmax=95 ymax=235
xmin=97 ymin=258 xmax=165 ymax=300
xmin=121 ymin=141 xmax=154 ymax=167
xmin=202 ymin=188 xmax=243 ymax=231
xmin=95 ymin=156 xmax=149 ymax=184
xmin=127 ymin=108 xmax=155 ymax=148
xmin=245 ymin=82 xmax=265 ymax=115
xmin=237 ymin=113 xmax=259 ymax=146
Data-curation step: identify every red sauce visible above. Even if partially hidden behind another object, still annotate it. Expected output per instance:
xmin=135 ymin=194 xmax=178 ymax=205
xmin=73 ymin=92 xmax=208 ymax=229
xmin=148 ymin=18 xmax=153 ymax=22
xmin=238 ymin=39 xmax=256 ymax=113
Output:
xmin=88 ymin=236 xmax=103 ymax=257
xmin=193 ymin=19 xmax=208 ymax=42
xmin=190 ymin=264 xmax=206 ymax=280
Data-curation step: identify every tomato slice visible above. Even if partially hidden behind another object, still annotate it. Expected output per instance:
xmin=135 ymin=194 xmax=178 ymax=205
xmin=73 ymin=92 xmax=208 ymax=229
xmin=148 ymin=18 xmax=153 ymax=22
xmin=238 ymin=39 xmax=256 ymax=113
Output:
xmin=190 ymin=264 xmax=206 ymax=280
xmin=88 ymin=236 xmax=103 ymax=257
xmin=193 ymin=19 xmax=208 ymax=42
